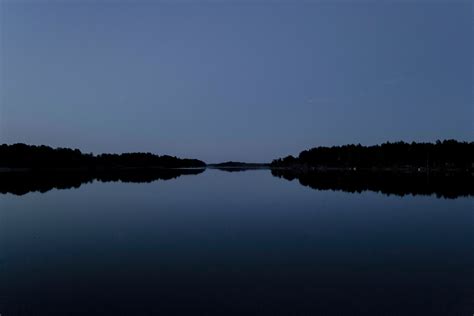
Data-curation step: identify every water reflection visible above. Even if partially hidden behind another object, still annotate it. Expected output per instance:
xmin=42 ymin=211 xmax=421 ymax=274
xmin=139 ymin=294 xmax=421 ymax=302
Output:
xmin=2 ymin=167 xmax=473 ymax=199
xmin=0 ymin=170 xmax=473 ymax=315
xmin=0 ymin=168 xmax=205 ymax=195
xmin=271 ymin=169 xmax=474 ymax=199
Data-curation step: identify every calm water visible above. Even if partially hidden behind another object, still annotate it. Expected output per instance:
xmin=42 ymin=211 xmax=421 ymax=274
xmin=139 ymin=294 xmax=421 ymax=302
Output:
xmin=1 ymin=169 xmax=473 ymax=315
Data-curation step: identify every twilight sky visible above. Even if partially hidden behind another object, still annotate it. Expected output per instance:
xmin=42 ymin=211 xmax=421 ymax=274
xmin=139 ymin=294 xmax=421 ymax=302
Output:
xmin=0 ymin=0 xmax=472 ymax=162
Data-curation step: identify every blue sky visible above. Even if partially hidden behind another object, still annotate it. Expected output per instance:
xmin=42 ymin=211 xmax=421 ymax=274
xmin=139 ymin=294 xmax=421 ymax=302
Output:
xmin=1 ymin=0 xmax=472 ymax=162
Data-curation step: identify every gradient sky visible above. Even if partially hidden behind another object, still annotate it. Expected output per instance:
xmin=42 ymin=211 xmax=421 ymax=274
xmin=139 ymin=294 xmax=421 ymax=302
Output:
xmin=1 ymin=0 xmax=472 ymax=162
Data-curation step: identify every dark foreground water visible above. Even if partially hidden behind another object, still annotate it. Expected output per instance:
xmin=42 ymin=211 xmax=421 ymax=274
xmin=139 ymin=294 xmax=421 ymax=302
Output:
xmin=0 ymin=169 xmax=473 ymax=315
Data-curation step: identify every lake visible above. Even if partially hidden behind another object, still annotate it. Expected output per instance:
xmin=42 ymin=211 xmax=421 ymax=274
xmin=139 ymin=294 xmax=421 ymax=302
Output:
xmin=0 ymin=169 xmax=473 ymax=315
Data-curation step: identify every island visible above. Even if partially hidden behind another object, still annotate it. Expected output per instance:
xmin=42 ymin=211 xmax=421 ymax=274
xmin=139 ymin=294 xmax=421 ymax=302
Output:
xmin=207 ymin=161 xmax=270 ymax=172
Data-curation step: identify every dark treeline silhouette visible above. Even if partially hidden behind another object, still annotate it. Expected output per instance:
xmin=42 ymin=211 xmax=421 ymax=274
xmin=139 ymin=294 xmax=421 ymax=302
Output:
xmin=209 ymin=162 xmax=269 ymax=167
xmin=272 ymin=169 xmax=474 ymax=199
xmin=208 ymin=161 xmax=270 ymax=172
xmin=212 ymin=167 xmax=264 ymax=173
xmin=0 ymin=169 xmax=205 ymax=196
xmin=271 ymin=140 xmax=473 ymax=171
xmin=0 ymin=143 xmax=206 ymax=169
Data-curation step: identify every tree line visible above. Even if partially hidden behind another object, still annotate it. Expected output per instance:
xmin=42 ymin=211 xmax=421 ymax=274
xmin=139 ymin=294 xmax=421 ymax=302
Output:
xmin=271 ymin=140 xmax=473 ymax=171
xmin=0 ymin=143 xmax=206 ymax=169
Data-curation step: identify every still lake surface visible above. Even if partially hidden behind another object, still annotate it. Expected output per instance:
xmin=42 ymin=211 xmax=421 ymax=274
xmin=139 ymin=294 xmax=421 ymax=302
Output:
xmin=1 ymin=169 xmax=473 ymax=315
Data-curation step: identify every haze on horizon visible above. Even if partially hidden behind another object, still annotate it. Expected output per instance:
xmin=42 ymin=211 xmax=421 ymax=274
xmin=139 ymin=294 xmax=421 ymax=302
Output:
xmin=0 ymin=0 xmax=472 ymax=162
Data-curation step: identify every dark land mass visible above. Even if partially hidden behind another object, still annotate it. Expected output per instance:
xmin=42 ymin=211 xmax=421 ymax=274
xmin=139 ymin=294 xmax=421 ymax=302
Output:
xmin=0 ymin=143 xmax=206 ymax=195
xmin=0 ymin=168 xmax=205 ymax=196
xmin=272 ymin=169 xmax=474 ymax=199
xmin=1 ymin=141 xmax=473 ymax=197
xmin=0 ymin=143 xmax=206 ymax=170
xmin=270 ymin=140 xmax=473 ymax=198
xmin=271 ymin=140 xmax=473 ymax=172
xmin=208 ymin=161 xmax=270 ymax=172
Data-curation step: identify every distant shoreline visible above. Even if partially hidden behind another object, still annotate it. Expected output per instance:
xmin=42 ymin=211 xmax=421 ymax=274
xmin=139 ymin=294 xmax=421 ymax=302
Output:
xmin=271 ymin=140 xmax=473 ymax=174
xmin=1 ymin=165 xmax=472 ymax=175
xmin=269 ymin=166 xmax=472 ymax=174
xmin=207 ymin=162 xmax=270 ymax=172
xmin=1 ymin=141 xmax=473 ymax=174
xmin=0 ymin=166 xmax=207 ymax=173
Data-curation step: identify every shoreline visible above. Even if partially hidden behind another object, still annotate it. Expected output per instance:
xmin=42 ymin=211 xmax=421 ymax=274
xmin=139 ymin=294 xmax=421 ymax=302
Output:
xmin=1 ymin=166 xmax=472 ymax=174
xmin=268 ymin=166 xmax=473 ymax=174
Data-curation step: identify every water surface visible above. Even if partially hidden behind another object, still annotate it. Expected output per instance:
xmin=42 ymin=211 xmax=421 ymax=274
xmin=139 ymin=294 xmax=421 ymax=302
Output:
xmin=1 ymin=169 xmax=472 ymax=315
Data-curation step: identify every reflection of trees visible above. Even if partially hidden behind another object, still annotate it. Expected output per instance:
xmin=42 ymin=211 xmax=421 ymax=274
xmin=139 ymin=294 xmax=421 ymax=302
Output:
xmin=0 ymin=169 xmax=205 ymax=196
xmin=271 ymin=169 xmax=474 ymax=199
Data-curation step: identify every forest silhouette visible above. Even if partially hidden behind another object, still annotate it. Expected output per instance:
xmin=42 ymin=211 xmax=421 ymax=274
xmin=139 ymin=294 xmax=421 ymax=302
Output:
xmin=0 ymin=141 xmax=473 ymax=197
xmin=271 ymin=140 xmax=473 ymax=171
xmin=0 ymin=143 xmax=206 ymax=169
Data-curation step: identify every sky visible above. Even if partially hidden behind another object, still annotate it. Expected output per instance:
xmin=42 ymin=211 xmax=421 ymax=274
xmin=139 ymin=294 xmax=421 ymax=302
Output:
xmin=0 ymin=0 xmax=472 ymax=162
